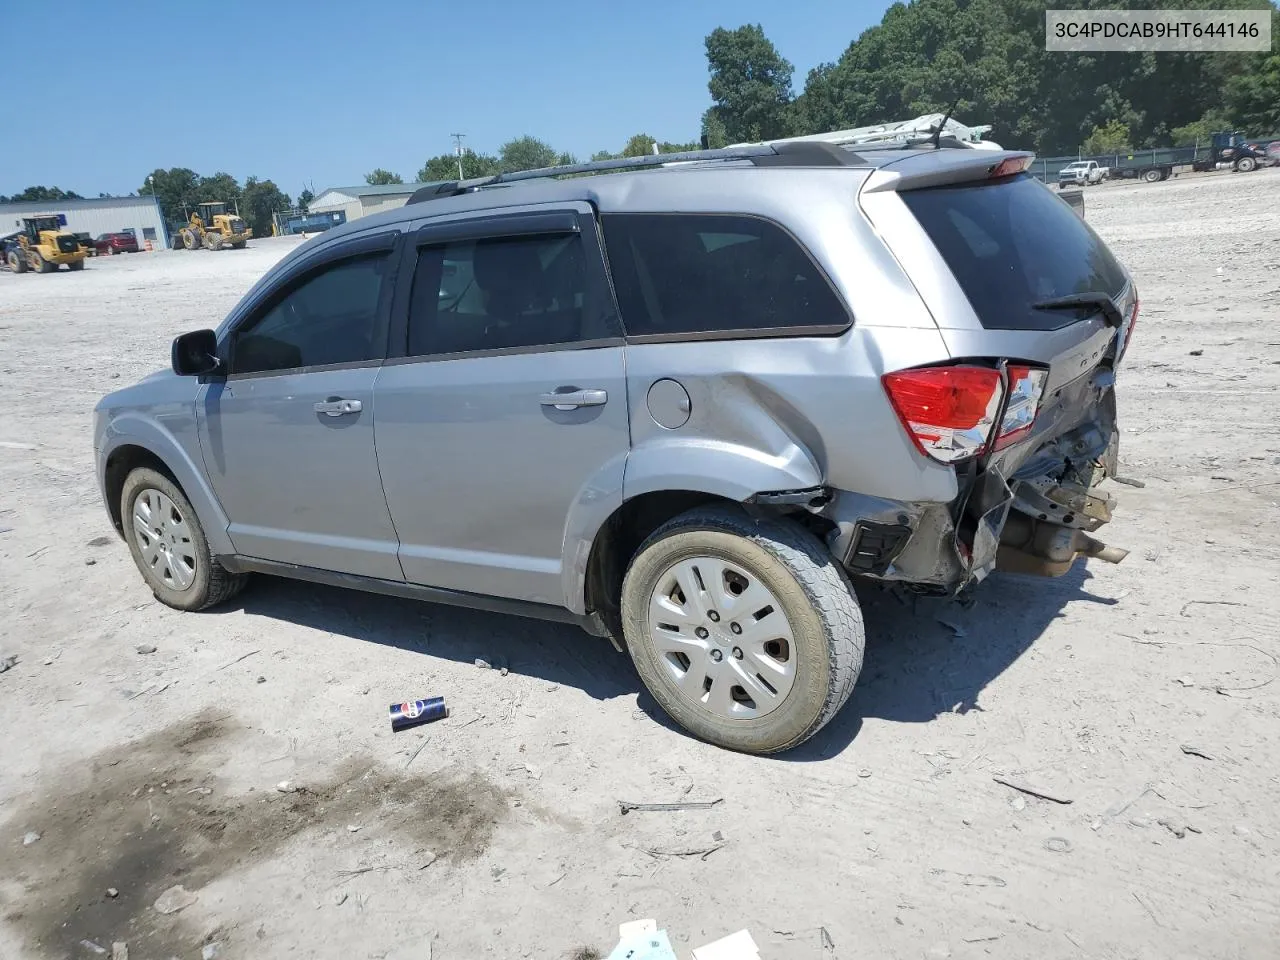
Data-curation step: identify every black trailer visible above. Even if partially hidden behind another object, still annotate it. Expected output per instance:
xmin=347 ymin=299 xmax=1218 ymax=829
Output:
xmin=1110 ymin=133 xmax=1267 ymax=183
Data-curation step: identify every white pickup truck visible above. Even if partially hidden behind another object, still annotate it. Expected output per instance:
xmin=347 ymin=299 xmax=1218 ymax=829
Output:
xmin=1058 ymin=160 xmax=1108 ymax=187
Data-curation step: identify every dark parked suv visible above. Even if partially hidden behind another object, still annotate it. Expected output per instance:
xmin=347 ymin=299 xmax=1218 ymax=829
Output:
xmin=94 ymin=141 xmax=1137 ymax=753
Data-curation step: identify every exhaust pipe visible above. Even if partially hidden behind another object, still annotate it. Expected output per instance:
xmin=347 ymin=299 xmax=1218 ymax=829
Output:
xmin=996 ymin=514 xmax=1128 ymax=577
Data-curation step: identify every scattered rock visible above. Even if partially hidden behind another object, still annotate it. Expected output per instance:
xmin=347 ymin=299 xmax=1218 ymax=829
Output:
xmin=1233 ymin=824 xmax=1250 ymax=837
xmin=106 ymin=887 xmax=119 ymax=898
xmin=88 ymin=535 xmax=112 ymax=547
xmin=153 ymin=884 xmax=198 ymax=915
xmin=42 ymin=658 xmax=53 ymax=666
xmin=419 ymin=851 xmax=438 ymax=869
xmin=79 ymin=941 xmax=107 ymax=955
xmin=22 ymin=831 xmax=40 ymax=845
xmin=347 ymin=824 xmax=361 ymax=833
xmin=1189 ymin=349 xmax=1204 ymax=356
xmin=256 ymin=676 xmax=266 ymax=683
xmin=1044 ymin=836 xmax=1073 ymax=853
xmin=475 ymin=658 xmax=491 ymax=669
xmin=85 ymin=558 xmax=97 ymax=566
xmin=276 ymin=781 xmax=297 ymax=793
xmin=135 ymin=644 xmax=157 ymax=655
xmin=112 ymin=942 xmax=129 ymax=960
xmin=201 ymin=943 xmax=221 ymax=960
xmin=857 ymin=769 xmax=872 ymax=779
xmin=0 ymin=654 xmax=17 ymax=673
xmin=333 ymin=891 xmax=348 ymax=906
xmin=1010 ymin=795 xmax=1026 ymax=812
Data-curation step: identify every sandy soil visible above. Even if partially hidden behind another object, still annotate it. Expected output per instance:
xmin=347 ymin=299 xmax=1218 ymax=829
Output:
xmin=1 ymin=171 xmax=1279 ymax=960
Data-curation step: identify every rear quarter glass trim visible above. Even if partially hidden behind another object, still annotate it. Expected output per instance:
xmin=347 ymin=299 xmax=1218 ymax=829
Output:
xmin=599 ymin=211 xmax=854 ymax=339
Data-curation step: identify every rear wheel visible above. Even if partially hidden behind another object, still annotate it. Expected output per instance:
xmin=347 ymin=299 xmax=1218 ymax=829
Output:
xmin=68 ymin=259 xmax=84 ymax=271
xmin=231 ymin=240 xmax=247 ymax=249
xmin=206 ymin=232 xmax=224 ymax=251
xmin=120 ymin=467 xmax=248 ymax=611
xmin=620 ymin=506 xmax=864 ymax=754
xmin=7 ymin=251 xmax=26 ymax=273
xmin=1143 ymin=168 xmax=1162 ymax=183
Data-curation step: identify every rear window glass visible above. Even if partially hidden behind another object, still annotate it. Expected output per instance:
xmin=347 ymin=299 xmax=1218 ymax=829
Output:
xmin=601 ymin=214 xmax=849 ymax=337
xmin=901 ymin=174 xmax=1128 ymax=331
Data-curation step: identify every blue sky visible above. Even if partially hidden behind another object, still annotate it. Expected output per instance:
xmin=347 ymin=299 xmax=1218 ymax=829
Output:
xmin=0 ymin=0 xmax=886 ymax=198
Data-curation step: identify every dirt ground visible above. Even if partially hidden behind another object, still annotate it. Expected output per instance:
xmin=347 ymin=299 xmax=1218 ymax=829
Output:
xmin=2 ymin=169 xmax=1279 ymax=960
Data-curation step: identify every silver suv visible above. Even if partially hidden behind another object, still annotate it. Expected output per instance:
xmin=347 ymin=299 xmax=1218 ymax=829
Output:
xmin=94 ymin=141 xmax=1137 ymax=754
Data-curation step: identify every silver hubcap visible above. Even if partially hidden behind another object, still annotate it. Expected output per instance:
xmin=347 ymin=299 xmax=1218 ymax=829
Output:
xmin=648 ymin=556 xmax=796 ymax=720
xmin=132 ymin=488 xmax=196 ymax=591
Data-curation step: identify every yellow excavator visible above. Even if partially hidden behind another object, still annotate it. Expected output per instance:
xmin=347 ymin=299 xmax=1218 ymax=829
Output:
xmin=176 ymin=202 xmax=252 ymax=251
xmin=3 ymin=215 xmax=88 ymax=273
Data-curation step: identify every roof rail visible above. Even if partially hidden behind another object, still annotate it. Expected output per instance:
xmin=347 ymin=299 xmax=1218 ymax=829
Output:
xmin=405 ymin=116 xmax=999 ymax=205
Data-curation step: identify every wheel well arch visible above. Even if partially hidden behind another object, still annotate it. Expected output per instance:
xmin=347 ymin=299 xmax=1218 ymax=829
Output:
xmin=582 ymin=490 xmax=739 ymax=637
xmin=103 ymin=444 xmax=182 ymax=536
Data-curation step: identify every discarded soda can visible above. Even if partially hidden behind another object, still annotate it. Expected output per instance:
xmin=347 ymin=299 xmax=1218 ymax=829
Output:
xmin=390 ymin=697 xmax=447 ymax=732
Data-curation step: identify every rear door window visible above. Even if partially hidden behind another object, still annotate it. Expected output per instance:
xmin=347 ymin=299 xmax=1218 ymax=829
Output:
xmin=601 ymin=213 xmax=849 ymax=338
xmin=900 ymin=174 xmax=1128 ymax=331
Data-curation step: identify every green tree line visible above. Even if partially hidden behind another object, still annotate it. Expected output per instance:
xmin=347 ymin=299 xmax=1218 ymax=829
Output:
xmin=702 ymin=1 xmax=1280 ymax=155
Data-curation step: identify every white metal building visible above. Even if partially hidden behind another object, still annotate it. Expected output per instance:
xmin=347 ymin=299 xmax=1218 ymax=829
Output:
xmin=308 ymin=183 xmax=429 ymax=223
xmin=0 ymin=195 xmax=169 ymax=248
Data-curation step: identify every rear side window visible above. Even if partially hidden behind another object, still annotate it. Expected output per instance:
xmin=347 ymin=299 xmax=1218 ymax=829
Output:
xmin=406 ymin=232 xmax=605 ymax=356
xmin=901 ymin=174 xmax=1128 ymax=331
xmin=602 ymin=214 xmax=849 ymax=338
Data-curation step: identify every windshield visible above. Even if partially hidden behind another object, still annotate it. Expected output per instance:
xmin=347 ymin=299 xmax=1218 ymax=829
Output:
xmin=901 ymin=174 xmax=1128 ymax=332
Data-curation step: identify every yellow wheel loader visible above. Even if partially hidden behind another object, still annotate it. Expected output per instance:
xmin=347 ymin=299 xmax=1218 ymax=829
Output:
xmin=3 ymin=215 xmax=87 ymax=273
xmin=176 ymin=202 xmax=252 ymax=251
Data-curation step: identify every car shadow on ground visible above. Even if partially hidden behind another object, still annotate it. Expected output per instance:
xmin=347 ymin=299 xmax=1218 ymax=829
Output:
xmin=222 ymin=562 xmax=1114 ymax=761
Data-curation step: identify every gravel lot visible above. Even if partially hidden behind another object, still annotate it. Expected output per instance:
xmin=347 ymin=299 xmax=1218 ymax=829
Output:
xmin=2 ymin=170 xmax=1279 ymax=960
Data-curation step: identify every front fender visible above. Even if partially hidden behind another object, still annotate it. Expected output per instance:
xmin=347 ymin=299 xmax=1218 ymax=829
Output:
xmin=99 ymin=410 xmax=233 ymax=556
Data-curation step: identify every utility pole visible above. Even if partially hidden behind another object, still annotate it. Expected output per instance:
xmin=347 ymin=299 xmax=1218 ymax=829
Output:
xmin=450 ymin=133 xmax=466 ymax=179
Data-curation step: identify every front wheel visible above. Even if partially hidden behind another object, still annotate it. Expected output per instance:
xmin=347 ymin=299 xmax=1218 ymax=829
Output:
xmin=620 ymin=506 xmax=864 ymax=754
xmin=7 ymin=250 xmax=26 ymax=273
xmin=120 ymin=467 xmax=248 ymax=611
xmin=1237 ymin=157 xmax=1257 ymax=173
xmin=1143 ymin=168 xmax=1162 ymax=183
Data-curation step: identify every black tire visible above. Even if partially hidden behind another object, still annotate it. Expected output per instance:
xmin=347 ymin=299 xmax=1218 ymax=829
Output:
xmin=206 ymin=232 xmax=224 ymax=251
xmin=1238 ymin=157 xmax=1257 ymax=173
xmin=32 ymin=250 xmax=54 ymax=273
xmin=620 ymin=505 xmax=864 ymax=754
xmin=120 ymin=467 xmax=248 ymax=611
xmin=231 ymin=240 xmax=247 ymax=249
xmin=183 ymin=229 xmax=201 ymax=251
xmin=68 ymin=259 xmax=85 ymax=271
xmin=7 ymin=251 xmax=26 ymax=273
xmin=1143 ymin=168 xmax=1162 ymax=183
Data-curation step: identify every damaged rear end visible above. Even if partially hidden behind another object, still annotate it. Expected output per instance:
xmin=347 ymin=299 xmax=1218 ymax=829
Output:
xmin=841 ymin=151 xmax=1138 ymax=591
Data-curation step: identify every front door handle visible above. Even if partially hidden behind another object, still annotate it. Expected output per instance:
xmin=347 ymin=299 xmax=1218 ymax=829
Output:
xmin=314 ymin=398 xmax=363 ymax=417
xmin=539 ymin=388 xmax=608 ymax=411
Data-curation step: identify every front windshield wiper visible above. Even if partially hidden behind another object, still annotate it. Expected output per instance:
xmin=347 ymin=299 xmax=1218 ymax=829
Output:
xmin=1032 ymin=292 xmax=1124 ymax=328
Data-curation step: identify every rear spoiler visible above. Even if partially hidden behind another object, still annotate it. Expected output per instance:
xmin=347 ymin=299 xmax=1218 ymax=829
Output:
xmin=861 ymin=150 xmax=1037 ymax=193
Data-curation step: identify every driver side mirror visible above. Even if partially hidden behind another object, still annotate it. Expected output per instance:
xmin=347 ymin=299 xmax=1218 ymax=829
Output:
xmin=171 ymin=329 xmax=224 ymax=377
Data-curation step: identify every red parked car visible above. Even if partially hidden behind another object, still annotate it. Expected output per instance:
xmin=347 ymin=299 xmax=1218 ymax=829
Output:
xmin=94 ymin=232 xmax=140 ymax=255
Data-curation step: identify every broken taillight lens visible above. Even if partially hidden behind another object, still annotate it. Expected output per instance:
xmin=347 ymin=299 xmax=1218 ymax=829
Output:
xmin=993 ymin=365 xmax=1048 ymax=450
xmin=882 ymin=366 xmax=1004 ymax=463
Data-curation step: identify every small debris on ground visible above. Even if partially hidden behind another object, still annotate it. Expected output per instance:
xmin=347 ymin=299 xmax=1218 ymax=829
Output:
xmin=1189 ymin=348 xmax=1204 ymax=356
xmin=276 ymin=780 xmax=297 ymax=793
xmin=88 ymin=535 xmax=112 ymax=547
xmin=857 ymin=769 xmax=872 ymax=778
xmin=106 ymin=887 xmax=119 ymax=898
xmin=618 ymin=799 xmax=723 ymax=815
xmin=85 ymin=558 xmax=96 ymax=566
xmin=22 ymin=831 xmax=40 ymax=845
xmin=0 ymin=654 xmax=17 ymax=673
xmin=333 ymin=891 xmax=348 ymax=906
xmin=153 ymin=884 xmax=198 ymax=915
xmin=112 ymin=943 xmax=129 ymax=960
xmin=1180 ymin=744 xmax=1215 ymax=761
xmin=135 ymin=644 xmax=157 ymax=655
xmin=1112 ymin=475 xmax=1146 ymax=488
xmin=993 ymin=776 xmax=1073 ymax=805
xmin=1044 ymin=836 xmax=1073 ymax=853
xmin=691 ymin=928 xmax=760 ymax=960
xmin=474 ymin=658 xmax=491 ymax=669
xmin=79 ymin=941 xmax=107 ymax=955
xmin=256 ymin=676 xmax=266 ymax=683
xmin=347 ymin=824 xmax=361 ymax=833
xmin=201 ymin=943 xmax=221 ymax=960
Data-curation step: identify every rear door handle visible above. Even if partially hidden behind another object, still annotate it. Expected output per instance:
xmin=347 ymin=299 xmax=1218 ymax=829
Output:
xmin=539 ymin=388 xmax=608 ymax=410
xmin=314 ymin=398 xmax=363 ymax=417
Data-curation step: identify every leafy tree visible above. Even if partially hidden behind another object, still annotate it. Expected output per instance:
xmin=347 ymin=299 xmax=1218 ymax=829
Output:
xmin=1082 ymin=119 xmax=1131 ymax=155
xmin=242 ymin=177 xmax=291 ymax=238
xmin=365 ymin=168 xmax=404 ymax=185
xmin=196 ymin=172 xmax=242 ymax=207
xmin=1171 ymin=110 xmax=1236 ymax=145
xmin=701 ymin=109 xmax=729 ymax=149
xmin=297 ymin=188 xmax=315 ymax=213
xmin=4 ymin=185 xmax=84 ymax=202
xmin=140 ymin=168 xmax=200 ymax=225
xmin=705 ymin=24 xmax=795 ymax=143
xmin=499 ymin=136 xmax=560 ymax=173
xmin=417 ymin=151 xmax=501 ymax=182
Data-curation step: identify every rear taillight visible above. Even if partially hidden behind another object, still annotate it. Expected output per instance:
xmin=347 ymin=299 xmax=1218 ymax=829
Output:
xmin=1117 ymin=294 xmax=1139 ymax=363
xmin=882 ymin=366 xmax=1004 ymax=463
xmin=993 ymin=365 xmax=1048 ymax=450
